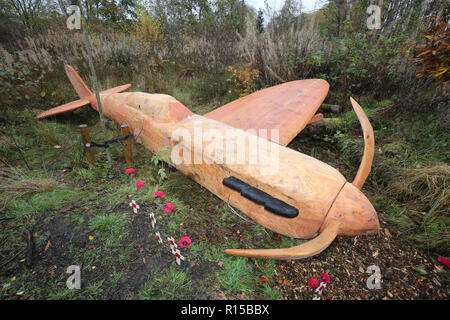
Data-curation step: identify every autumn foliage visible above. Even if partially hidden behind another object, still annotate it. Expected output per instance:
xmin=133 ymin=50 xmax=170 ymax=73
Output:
xmin=414 ymin=16 xmax=449 ymax=83
xmin=226 ymin=63 xmax=259 ymax=97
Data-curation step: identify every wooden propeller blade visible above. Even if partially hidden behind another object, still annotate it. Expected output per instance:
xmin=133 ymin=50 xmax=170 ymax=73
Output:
xmin=350 ymin=97 xmax=375 ymax=190
xmin=225 ymin=219 xmax=342 ymax=260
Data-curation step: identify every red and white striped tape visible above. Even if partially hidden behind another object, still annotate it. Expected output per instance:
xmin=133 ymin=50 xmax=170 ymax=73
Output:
xmin=129 ymin=200 xmax=140 ymax=213
xmin=155 ymin=232 xmax=163 ymax=244
xmin=145 ymin=199 xmax=186 ymax=265
xmin=168 ymin=237 xmax=177 ymax=253
xmin=150 ymin=213 xmax=156 ymax=229
xmin=173 ymin=248 xmax=185 ymax=265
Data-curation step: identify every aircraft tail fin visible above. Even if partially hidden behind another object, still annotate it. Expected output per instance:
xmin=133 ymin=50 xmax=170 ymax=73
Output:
xmin=35 ymin=65 xmax=131 ymax=119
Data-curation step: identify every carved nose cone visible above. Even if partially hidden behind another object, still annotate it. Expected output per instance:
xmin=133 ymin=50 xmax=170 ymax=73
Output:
xmin=322 ymin=182 xmax=379 ymax=236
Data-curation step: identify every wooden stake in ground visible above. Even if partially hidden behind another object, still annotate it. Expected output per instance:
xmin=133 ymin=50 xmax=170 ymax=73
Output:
xmin=121 ymin=125 xmax=133 ymax=167
xmin=79 ymin=124 xmax=95 ymax=166
xmin=78 ymin=1 xmax=112 ymax=165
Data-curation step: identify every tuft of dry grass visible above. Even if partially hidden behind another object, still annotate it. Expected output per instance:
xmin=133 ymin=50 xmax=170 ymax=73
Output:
xmin=0 ymin=166 xmax=58 ymax=210
xmin=388 ymin=164 xmax=449 ymax=252
xmin=391 ymin=164 xmax=449 ymax=215
xmin=237 ymin=13 xmax=326 ymax=86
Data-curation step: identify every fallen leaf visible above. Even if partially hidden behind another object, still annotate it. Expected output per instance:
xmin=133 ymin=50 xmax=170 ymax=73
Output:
xmin=283 ymin=278 xmax=291 ymax=286
xmin=258 ymin=275 xmax=269 ymax=283
xmin=44 ymin=240 xmax=51 ymax=252
xmin=59 ymin=204 xmax=74 ymax=214
xmin=384 ymin=228 xmax=392 ymax=238
xmin=218 ymin=261 xmax=224 ymax=267
xmin=415 ymin=267 xmax=428 ymax=276
xmin=16 ymin=291 xmax=24 ymax=296
xmin=87 ymin=244 xmax=94 ymax=249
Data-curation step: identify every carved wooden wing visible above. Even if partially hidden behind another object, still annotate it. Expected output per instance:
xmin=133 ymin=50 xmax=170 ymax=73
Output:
xmin=204 ymin=79 xmax=329 ymax=146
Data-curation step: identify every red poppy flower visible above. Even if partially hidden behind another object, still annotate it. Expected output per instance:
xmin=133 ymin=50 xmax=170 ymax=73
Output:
xmin=164 ymin=202 xmax=174 ymax=213
xmin=179 ymin=237 xmax=191 ymax=248
xmin=126 ymin=168 xmax=135 ymax=174
xmin=319 ymin=273 xmax=330 ymax=284
xmin=153 ymin=190 xmax=164 ymax=198
xmin=438 ymin=257 xmax=450 ymax=268
xmin=308 ymin=278 xmax=319 ymax=289
xmin=136 ymin=180 xmax=145 ymax=190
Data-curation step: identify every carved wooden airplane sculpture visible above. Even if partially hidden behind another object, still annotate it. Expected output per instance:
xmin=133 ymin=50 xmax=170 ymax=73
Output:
xmin=36 ymin=65 xmax=379 ymax=260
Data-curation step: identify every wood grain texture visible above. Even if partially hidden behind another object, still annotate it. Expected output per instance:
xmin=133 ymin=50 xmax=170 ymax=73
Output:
xmin=168 ymin=114 xmax=345 ymax=238
xmin=99 ymin=94 xmax=347 ymax=238
xmin=204 ymin=79 xmax=329 ymax=146
xmin=320 ymin=182 xmax=379 ymax=236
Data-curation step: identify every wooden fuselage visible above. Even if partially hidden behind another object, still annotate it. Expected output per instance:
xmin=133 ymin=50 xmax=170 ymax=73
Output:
xmin=100 ymin=91 xmax=379 ymax=239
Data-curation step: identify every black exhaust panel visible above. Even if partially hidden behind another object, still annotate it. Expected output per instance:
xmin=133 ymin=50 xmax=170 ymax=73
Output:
xmin=223 ymin=176 xmax=299 ymax=218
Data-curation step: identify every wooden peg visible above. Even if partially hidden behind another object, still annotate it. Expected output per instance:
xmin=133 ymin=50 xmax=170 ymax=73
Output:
xmin=121 ymin=124 xmax=133 ymax=167
xmin=79 ymin=124 xmax=95 ymax=166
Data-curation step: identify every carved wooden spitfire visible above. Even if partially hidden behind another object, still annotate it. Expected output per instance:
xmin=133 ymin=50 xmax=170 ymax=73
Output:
xmin=36 ymin=65 xmax=379 ymax=259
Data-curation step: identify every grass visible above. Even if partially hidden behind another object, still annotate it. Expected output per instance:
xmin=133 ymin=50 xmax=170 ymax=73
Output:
xmin=48 ymin=288 xmax=77 ymax=300
xmin=137 ymin=265 xmax=193 ymax=300
xmin=217 ymin=256 xmax=257 ymax=295
xmin=386 ymin=164 xmax=450 ymax=252
xmin=89 ymin=213 xmax=129 ymax=248
xmin=8 ymin=189 xmax=78 ymax=222
xmin=109 ymin=271 xmax=125 ymax=287
xmin=0 ymin=166 xmax=58 ymax=209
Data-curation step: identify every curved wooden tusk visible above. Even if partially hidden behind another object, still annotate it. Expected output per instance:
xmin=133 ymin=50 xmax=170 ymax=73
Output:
xmin=225 ymin=219 xmax=342 ymax=260
xmin=350 ymin=97 xmax=375 ymax=190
